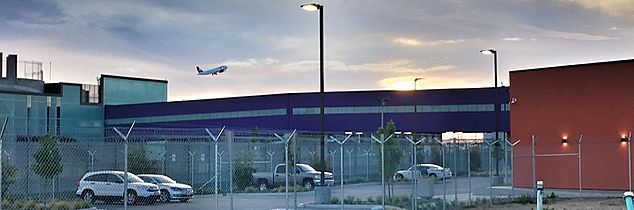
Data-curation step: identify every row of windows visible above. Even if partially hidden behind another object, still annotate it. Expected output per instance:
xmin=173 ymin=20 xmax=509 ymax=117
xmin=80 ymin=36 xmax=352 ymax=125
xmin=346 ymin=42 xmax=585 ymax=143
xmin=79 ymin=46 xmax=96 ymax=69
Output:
xmin=292 ymin=104 xmax=509 ymax=115
xmin=105 ymin=103 xmax=510 ymax=125
xmin=106 ymin=108 xmax=287 ymax=125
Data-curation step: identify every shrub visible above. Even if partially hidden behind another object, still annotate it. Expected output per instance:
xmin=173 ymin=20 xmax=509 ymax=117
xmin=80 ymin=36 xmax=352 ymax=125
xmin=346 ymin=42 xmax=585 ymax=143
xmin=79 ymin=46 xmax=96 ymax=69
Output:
xmin=233 ymin=151 xmax=256 ymax=191
xmin=367 ymin=196 xmax=375 ymax=204
xmin=72 ymin=199 xmax=92 ymax=209
xmin=50 ymin=200 xmax=72 ymax=210
xmin=513 ymin=194 xmax=536 ymax=204
xmin=330 ymin=197 xmax=340 ymax=204
xmin=2 ymin=159 xmax=17 ymax=200
xmin=343 ymin=196 xmax=355 ymax=204
xmin=244 ymin=186 xmax=258 ymax=193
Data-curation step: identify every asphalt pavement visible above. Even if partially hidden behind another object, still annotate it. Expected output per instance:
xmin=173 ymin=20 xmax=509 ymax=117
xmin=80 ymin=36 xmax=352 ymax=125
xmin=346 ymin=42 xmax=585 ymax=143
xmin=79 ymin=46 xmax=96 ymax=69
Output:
xmin=93 ymin=176 xmax=490 ymax=210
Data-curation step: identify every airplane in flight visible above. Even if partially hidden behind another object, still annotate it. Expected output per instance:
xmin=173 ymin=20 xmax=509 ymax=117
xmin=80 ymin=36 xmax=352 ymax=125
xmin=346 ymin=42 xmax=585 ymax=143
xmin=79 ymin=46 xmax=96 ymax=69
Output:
xmin=196 ymin=65 xmax=228 ymax=76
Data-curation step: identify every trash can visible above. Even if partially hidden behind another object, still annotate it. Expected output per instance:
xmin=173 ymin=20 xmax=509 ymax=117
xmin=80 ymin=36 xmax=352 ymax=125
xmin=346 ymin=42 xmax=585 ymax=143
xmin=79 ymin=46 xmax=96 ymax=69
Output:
xmin=417 ymin=177 xmax=435 ymax=198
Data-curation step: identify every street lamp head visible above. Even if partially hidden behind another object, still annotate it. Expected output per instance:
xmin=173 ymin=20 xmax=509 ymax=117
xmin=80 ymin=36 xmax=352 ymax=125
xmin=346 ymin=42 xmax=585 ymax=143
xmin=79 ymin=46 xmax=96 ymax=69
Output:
xmin=480 ymin=49 xmax=496 ymax=55
xmin=300 ymin=3 xmax=322 ymax=11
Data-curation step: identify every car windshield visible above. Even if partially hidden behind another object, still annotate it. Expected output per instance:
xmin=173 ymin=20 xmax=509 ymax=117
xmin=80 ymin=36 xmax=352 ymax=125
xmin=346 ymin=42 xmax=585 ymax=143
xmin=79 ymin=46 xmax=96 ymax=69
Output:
xmin=297 ymin=164 xmax=317 ymax=172
xmin=124 ymin=173 xmax=144 ymax=183
xmin=153 ymin=176 xmax=176 ymax=184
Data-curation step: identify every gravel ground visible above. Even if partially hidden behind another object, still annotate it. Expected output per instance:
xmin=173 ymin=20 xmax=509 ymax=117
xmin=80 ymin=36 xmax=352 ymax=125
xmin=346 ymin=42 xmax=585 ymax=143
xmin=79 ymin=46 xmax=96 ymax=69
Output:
xmin=471 ymin=197 xmax=624 ymax=210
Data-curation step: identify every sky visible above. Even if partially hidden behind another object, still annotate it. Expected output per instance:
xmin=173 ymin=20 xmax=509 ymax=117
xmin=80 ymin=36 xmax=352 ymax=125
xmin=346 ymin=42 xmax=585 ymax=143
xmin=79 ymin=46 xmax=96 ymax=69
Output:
xmin=1 ymin=0 xmax=633 ymax=101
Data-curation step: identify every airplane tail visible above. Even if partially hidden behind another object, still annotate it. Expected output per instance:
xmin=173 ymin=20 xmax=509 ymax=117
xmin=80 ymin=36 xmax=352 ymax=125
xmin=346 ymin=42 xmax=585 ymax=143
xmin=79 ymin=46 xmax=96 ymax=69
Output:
xmin=196 ymin=66 xmax=203 ymax=73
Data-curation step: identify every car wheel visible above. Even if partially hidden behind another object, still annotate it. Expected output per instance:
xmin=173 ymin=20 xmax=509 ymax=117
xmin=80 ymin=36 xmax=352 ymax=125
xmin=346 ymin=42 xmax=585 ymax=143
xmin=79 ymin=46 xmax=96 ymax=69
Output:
xmin=258 ymin=180 xmax=269 ymax=191
xmin=81 ymin=190 xmax=95 ymax=203
xmin=395 ymin=174 xmax=405 ymax=181
xmin=429 ymin=174 xmax=438 ymax=179
xmin=160 ymin=190 xmax=171 ymax=203
xmin=126 ymin=190 xmax=138 ymax=205
xmin=302 ymin=179 xmax=314 ymax=190
xmin=179 ymin=198 xmax=190 ymax=202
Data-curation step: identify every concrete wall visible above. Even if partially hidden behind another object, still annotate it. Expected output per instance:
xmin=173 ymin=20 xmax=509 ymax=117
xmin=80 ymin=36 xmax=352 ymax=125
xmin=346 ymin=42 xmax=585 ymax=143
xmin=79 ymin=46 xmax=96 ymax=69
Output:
xmin=510 ymin=59 xmax=634 ymax=190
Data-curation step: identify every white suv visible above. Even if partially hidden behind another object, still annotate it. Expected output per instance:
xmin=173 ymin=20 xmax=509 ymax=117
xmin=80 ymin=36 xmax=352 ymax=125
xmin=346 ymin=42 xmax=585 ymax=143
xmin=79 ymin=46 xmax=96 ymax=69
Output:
xmin=76 ymin=171 xmax=160 ymax=204
xmin=138 ymin=174 xmax=193 ymax=203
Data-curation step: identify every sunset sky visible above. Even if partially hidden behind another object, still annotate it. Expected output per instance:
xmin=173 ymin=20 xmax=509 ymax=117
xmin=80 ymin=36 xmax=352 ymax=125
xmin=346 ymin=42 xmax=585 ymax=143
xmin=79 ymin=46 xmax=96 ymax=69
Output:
xmin=1 ymin=0 xmax=633 ymax=101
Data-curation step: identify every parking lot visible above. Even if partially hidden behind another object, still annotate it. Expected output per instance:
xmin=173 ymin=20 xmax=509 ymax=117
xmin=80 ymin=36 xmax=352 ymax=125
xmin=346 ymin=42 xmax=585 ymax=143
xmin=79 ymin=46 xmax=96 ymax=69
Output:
xmin=95 ymin=177 xmax=490 ymax=210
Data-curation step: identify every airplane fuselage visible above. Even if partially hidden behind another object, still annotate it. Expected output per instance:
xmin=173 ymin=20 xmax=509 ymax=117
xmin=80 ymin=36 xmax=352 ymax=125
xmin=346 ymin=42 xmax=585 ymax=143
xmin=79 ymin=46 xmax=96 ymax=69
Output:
xmin=197 ymin=65 xmax=227 ymax=76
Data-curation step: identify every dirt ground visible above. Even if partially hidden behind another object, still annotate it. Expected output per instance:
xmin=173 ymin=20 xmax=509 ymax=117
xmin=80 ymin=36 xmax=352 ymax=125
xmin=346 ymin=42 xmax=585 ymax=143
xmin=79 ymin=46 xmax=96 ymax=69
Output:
xmin=471 ymin=197 xmax=625 ymax=210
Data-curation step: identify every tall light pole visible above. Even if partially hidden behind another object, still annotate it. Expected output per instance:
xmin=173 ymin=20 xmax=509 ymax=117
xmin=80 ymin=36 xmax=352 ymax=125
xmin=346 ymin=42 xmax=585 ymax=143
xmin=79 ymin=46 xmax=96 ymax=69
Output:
xmin=378 ymin=97 xmax=389 ymax=128
xmin=413 ymin=77 xmax=423 ymax=113
xmin=301 ymin=2 xmax=325 ymax=187
xmin=481 ymin=48 xmax=500 ymax=175
xmin=413 ymin=77 xmax=424 ymax=91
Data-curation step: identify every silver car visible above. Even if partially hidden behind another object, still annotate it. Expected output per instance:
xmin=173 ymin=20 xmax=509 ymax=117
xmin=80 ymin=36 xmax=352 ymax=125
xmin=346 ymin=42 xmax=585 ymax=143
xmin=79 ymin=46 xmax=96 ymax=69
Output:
xmin=138 ymin=174 xmax=193 ymax=203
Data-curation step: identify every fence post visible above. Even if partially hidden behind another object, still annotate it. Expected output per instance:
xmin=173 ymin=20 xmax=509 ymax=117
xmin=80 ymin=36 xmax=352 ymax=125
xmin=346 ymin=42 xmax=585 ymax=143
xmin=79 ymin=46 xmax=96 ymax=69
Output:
xmin=467 ymin=142 xmax=471 ymax=206
xmin=432 ymin=138 xmax=446 ymax=210
xmin=205 ymin=127 xmax=225 ymax=210
xmin=404 ymin=134 xmax=424 ymax=210
xmin=0 ymin=116 xmax=9 ymax=209
xmin=227 ymin=130 xmax=234 ymax=210
xmin=112 ymin=121 xmax=135 ymax=210
xmin=372 ymin=133 xmax=394 ymax=210
xmin=274 ymin=130 xmax=297 ymax=210
xmin=506 ymin=139 xmax=521 ymax=199
xmin=329 ymin=133 xmax=351 ymax=210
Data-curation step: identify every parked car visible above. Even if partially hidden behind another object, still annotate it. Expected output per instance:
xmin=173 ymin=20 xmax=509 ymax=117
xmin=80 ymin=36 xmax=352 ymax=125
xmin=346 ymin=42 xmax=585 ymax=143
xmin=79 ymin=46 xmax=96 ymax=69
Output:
xmin=76 ymin=171 xmax=160 ymax=205
xmin=393 ymin=164 xmax=452 ymax=180
xmin=138 ymin=174 xmax=193 ymax=203
xmin=252 ymin=163 xmax=334 ymax=191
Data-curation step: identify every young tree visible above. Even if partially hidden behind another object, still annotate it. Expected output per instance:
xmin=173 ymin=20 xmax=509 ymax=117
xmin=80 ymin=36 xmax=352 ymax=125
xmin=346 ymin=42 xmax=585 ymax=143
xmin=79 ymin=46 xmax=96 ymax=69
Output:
xmin=128 ymin=147 xmax=160 ymax=174
xmin=32 ymin=135 xmax=63 ymax=198
xmin=233 ymin=151 xmax=256 ymax=190
xmin=374 ymin=120 xmax=402 ymax=198
xmin=2 ymin=159 xmax=17 ymax=200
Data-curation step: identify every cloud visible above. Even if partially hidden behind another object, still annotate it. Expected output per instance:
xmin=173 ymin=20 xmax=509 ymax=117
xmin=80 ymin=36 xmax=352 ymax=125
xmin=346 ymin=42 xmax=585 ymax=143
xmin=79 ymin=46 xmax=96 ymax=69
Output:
xmin=563 ymin=0 xmax=634 ymax=18
xmin=393 ymin=38 xmax=423 ymax=46
xmin=524 ymin=25 xmax=619 ymax=41
xmin=610 ymin=27 xmax=619 ymax=31
xmin=393 ymin=37 xmax=466 ymax=47
xmin=502 ymin=37 xmax=523 ymax=41
xmin=222 ymin=58 xmax=280 ymax=67
xmin=280 ymin=59 xmax=456 ymax=74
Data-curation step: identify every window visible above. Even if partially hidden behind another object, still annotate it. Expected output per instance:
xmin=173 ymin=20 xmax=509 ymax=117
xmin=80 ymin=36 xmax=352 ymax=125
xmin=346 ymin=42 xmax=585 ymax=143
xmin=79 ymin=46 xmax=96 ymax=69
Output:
xmin=141 ymin=177 xmax=155 ymax=183
xmin=85 ymin=174 xmax=106 ymax=182
xmin=275 ymin=166 xmax=285 ymax=173
xmin=106 ymin=174 xmax=123 ymax=183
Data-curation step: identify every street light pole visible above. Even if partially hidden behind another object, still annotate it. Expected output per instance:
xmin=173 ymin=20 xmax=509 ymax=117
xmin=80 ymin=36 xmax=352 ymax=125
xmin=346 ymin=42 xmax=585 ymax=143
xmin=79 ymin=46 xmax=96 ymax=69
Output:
xmin=378 ymin=97 xmax=389 ymax=128
xmin=413 ymin=78 xmax=423 ymax=113
xmin=481 ymin=49 xmax=500 ymax=175
xmin=300 ymin=2 xmax=325 ymax=187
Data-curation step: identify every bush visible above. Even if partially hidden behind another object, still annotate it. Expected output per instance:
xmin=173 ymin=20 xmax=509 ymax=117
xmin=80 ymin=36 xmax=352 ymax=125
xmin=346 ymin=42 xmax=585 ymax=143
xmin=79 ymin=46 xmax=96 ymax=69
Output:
xmin=50 ymin=200 xmax=72 ymax=210
xmin=15 ymin=199 xmax=45 ymax=210
xmin=244 ymin=186 xmax=258 ymax=193
xmin=330 ymin=197 xmax=340 ymax=204
xmin=367 ymin=196 xmax=375 ymax=204
xmin=2 ymin=159 xmax=17 ymax=200
xmin=128 ymin=147 xmax=160 ymax=174
xmin=195 ymin=188 xmax=224 ymax=195
xmin=513 ymin=194 xmax=536 ymax=204
xmin=72 ymin=199 xmax=92 ymax=209
xmin=234 ymin=151 xmax=256 ymax=191
xmin=343 ymin=196 xmax=355 ymax=204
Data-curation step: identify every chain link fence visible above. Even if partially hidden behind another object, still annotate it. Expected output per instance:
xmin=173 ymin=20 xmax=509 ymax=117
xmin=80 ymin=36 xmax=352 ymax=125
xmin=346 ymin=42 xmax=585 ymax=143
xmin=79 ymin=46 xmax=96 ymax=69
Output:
xmin=0 ymin=122 xmax=510 ymax=209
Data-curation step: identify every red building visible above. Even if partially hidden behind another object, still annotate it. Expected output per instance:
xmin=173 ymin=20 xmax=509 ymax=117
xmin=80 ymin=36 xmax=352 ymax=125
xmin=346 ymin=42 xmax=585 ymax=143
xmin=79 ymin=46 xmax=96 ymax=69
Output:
xmin=511 ymin=59 xmax=634 ymax=190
